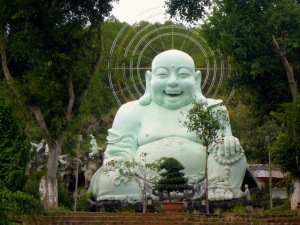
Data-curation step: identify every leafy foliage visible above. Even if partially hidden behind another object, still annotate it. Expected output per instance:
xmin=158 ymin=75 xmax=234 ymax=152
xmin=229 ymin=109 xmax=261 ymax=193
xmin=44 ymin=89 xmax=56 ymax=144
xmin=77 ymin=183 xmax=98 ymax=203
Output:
xmin=0 ymin=0 xmax=114 ymax=138
xmin=228 ymin=104 xmax=280 ymax=163
xmin=22 ymin=170 xmax=46 ymax=200
xmin=0 ymin=188 xmax=44 ymax=223
xmin=0 ymin=97 xmax=30 ymax=191
xmin=165 ymin=0 xmax=211 ymax=23
xmin=271 ymin=97 xmax=300 ymax=177
xmin=75 ymin=188 xmax=93 ymax=211
xmin=182 ymin=100 xmax=228 ymax=213
xmin=182 ymin=101 xmax=228 ymax=148
xmin=58 ymin=177 xmax=73 ymax=210
xmin=202 ymin=0 xmax=300 ymax=116
xmin=107 ymin=153 xmax=161 ymax=213
xmin=0 ymin=0 xmax=117 ymax=207
xmin=155 ymin=158 xmax=189 ymax=201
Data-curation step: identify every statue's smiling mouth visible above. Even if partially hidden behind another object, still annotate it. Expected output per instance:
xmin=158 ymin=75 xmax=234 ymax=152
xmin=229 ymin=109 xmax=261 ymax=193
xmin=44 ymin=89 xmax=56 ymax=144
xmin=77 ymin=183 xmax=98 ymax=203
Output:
xmin=164 ymin=91 xmax=183 ymax=97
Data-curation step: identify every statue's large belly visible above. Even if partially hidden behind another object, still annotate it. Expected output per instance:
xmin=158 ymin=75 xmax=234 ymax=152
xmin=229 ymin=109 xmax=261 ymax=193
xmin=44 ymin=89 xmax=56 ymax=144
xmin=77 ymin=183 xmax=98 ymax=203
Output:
xmin=135 ymin=136 xmax=206 ymax=183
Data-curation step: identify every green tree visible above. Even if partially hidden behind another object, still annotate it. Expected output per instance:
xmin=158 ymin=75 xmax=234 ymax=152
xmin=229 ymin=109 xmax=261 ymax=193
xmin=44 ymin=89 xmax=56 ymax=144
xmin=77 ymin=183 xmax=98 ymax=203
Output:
xmin=202 ymin=0 xmax=299 ymax=114
xmin=166 ymin=0 xmax=300 ymax=115
xmin=0 ymin=0 xmax=117 ymax=208
xmin=62 ymin=18 xmax=125 ymax=154
xmin=165 ymin=0 xmax=211 ymax=23
xmin=155 ymin=157 xmax=189 ymax=202
xmin=165 ymin=0 xmax=300 ymax=208
xmin=271 ymin=97 xmax=300 ymax=177
xmin=107 ymin=153 xmax=161 ymax=213
xmin=228 ymin=104 xmax=279 ymax=163
xmin=0 ymin=96 xmax=30 ymax=192
xmin=270 ymin=98 xmax=300 ymax=209
xmin=182 ymin=101 xmax=228 ymax=214
xmin=201 ymin=0 xmax=300 ymax=171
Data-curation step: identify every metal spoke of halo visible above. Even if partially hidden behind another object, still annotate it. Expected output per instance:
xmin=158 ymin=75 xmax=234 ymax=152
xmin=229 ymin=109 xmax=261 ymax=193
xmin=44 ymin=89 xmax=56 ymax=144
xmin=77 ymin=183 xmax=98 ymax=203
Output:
xmin=108 ymin=6 xmax=230 ymax=106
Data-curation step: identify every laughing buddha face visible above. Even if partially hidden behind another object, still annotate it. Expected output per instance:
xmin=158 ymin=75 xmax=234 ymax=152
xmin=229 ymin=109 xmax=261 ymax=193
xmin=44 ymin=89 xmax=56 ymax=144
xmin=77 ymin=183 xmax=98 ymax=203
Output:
xmin=149 ymin=50 xmax=200 ymax=109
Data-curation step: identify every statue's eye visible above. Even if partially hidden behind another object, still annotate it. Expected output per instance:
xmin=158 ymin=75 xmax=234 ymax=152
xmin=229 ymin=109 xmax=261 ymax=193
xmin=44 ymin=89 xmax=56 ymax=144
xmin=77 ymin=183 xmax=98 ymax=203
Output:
xmin=156 ymin=74 xmax=168 ymax=78
xmin=178 ymin=73 xmax=190 ymax=78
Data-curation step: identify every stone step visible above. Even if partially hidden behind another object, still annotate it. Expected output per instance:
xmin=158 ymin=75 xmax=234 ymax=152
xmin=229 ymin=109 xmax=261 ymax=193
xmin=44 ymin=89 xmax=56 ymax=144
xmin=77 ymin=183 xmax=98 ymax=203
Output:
xmin=31 ymin=222 xmax=300 ymax=225
xmin=48 ymin=212 xmax=297 ymax=219
xmin=28 ymin=212 xmax=300 ymax=225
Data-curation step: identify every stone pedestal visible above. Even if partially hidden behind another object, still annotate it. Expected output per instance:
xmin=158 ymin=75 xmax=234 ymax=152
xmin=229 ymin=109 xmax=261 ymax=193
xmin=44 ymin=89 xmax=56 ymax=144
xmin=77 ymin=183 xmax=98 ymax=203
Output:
xmin=95 ymin=200 xmax=122 ymax=212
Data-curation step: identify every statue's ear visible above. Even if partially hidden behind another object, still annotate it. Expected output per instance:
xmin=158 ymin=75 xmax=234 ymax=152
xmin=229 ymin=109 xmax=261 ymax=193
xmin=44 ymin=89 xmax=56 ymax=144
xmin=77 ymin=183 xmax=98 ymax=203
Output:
xmin=139 ymin=70 xmax=152 ymax=106
xmin=194 ymin=70 xmax=205 ymax=103
xmin=145 ymin=70 xmax=152 ymax=88
xmin=195 ymin=70 xmax=201 ymax=89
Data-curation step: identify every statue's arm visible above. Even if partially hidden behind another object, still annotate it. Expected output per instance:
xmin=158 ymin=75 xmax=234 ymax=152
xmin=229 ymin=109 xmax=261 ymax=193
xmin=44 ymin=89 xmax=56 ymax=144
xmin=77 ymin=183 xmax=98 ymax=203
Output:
xmin=104 ymin=101 xmax=141 ymax=161
xmin=219 ymin=104 xmax=242 ymax=156
xmin=207 ymin=99 xmax=232 ymax=135
xmin=219 ymin=104 xmax=232 ymax=135
xmin=208 ymin=100 xmax=242 ymax=157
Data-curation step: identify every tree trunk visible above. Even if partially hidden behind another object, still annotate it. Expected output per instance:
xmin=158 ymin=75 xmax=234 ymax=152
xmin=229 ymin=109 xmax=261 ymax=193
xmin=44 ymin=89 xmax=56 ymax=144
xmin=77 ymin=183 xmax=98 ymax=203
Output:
xmin=290 ymin=177 xmax=300 ymax=210
xmin=205 ymin=146 xmax=209 ymax=214
xmin=141 ymin=184 xmax=148 ymax=213
xmin=142 ymin=198 xmax=147 ymax=213
xmin=42 ymin=140 xmax=60 ymax=208
xmin=271 ymin=35 xmax=299 ymax=101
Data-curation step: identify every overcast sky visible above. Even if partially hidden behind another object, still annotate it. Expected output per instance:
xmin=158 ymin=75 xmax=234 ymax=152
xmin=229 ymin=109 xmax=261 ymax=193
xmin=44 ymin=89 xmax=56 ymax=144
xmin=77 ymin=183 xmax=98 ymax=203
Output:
xmin=111 ymin=0 xmax=166 ymax=24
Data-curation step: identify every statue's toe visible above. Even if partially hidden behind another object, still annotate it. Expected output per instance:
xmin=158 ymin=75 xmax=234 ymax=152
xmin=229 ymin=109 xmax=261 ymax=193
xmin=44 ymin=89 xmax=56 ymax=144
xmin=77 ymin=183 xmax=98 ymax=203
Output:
xmin=219 ymin=192 xmax=225 ymax=201
xmin=208 ymin=191 xmax=215 ymax=201
xmin=215 ymin=193 xmax=220 ymax=201
xmin=225 ymin=191 xmax=234 ymax=200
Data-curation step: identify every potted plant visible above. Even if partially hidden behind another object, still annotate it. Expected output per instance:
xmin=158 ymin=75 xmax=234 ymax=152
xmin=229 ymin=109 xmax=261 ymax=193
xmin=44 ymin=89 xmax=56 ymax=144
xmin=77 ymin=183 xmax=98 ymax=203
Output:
xmin=155 ymin=157 xmax=190 ymax=213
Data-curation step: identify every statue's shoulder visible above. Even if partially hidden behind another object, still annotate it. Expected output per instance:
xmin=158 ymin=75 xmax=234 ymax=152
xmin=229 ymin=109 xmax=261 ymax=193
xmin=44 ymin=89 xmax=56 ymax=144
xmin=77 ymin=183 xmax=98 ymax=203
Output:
xmin=118 ymin=100 xmax=143 ymax=112
xmin=207 ymin=98 xmax=223 ymax=108
xmin=114 ymin=100 xmax=144 ymax=121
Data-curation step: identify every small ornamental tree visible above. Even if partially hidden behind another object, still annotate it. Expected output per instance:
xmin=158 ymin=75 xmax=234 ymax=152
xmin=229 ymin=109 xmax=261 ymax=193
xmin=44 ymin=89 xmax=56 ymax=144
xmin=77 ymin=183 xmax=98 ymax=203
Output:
xmin=107 ymin=153 xmax=161 ymax=213
xmin=182 ymin=100 xmax=228 ymax=214
xmin=155 ymin=157 xmax=189 ymax=202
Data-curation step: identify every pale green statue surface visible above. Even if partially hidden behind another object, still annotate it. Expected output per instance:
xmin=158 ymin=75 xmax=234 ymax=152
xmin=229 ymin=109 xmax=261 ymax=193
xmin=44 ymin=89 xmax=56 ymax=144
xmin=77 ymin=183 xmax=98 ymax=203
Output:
xmin=89 ymin=50 xmax=251 ymax=202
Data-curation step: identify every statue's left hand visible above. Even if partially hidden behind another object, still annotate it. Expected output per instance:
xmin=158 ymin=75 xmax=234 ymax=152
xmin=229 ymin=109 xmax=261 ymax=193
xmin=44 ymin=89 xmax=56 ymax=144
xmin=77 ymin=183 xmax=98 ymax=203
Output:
xmin=209 ymin=135 xmax=242 ymax=158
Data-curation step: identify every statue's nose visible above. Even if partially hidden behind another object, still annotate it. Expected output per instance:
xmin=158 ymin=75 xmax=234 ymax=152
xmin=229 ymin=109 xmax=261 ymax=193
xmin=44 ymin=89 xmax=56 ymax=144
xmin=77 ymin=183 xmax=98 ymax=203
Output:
xmin=167 ymin=74 xmax=179 ymax=87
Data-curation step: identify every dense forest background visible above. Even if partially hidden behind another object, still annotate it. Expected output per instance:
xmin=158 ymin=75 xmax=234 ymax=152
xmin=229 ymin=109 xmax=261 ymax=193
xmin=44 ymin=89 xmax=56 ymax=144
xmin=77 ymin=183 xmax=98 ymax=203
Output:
xmin=0 ymin=0 xmax=299 ymax=213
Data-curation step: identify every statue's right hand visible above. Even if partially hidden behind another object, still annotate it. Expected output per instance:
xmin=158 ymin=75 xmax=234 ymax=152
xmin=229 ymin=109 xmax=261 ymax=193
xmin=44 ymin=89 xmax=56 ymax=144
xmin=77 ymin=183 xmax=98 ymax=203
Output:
xmin=103 ymin=156 xmax=125 ymax=171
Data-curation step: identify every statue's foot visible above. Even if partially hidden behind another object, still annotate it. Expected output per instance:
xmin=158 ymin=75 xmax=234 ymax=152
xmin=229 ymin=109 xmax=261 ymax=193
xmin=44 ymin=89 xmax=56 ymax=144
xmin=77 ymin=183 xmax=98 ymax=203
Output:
xmin=208 ymin=188 xmax=234 ymax=201
xmin=89 ymin=169 xmax=141 ymax=202
xmin=208 ymin=190 xmax=216 ymax=201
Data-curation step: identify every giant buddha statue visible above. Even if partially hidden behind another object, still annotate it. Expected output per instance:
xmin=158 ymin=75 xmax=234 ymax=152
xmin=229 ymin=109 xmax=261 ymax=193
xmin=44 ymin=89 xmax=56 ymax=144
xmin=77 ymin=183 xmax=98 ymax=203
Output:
xmin=89 ymin=50 xmax=255 ymax=202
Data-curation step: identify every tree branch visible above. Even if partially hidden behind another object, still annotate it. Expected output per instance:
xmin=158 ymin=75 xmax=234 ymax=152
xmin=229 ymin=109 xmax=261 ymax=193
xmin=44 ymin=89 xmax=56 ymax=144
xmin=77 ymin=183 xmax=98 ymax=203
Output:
xmin=0 ymin=42 xmax=11 ymax=79
xmin=0 ymin=34 xmax=20 ymax=97
xmin=66 ymin=74 xmax=75 ymax=123
xmin=271 ymin=35 xmax=299 ymax=101
xmin=80 ymin=23 xmax=104 ymax=101
xmin=31 ymin=106 xmax=51 ymax=142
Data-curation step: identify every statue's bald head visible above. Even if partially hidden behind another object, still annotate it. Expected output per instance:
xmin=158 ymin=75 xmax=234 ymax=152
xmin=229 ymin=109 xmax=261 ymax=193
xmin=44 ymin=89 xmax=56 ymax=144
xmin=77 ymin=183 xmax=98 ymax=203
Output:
xmin=139 ymin=50 xmax=204 ymax=107
xmin=152 ymin=50 xmax=195 ymax=72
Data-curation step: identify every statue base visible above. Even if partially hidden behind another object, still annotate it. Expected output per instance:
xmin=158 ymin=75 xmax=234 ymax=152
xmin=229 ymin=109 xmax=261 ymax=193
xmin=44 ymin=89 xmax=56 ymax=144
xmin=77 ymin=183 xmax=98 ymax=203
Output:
xmin=91 ymin=200 xmax=157 ymax=212
xmin=187 ymin=187 xmax=266 ymax=213
xmin=92 ymin=200 xmax=123 ymax=212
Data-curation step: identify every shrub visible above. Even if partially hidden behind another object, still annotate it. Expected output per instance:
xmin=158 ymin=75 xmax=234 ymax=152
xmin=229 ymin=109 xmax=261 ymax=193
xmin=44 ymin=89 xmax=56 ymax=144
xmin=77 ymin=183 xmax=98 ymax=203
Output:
xmin=0 ymin=97 xmax=31 ymax=192
xmin=58 ymin=178 xmax=73 ymax=210
xmin=0 ymin=188 xmax=44 ymax=223
xmin=23 ymin=170 xmax=46 ymax=200
xmin=75 ymin=188 xmax=93 ymax=211
xmin=9 ymin=191 xmax=44 ymax=214
xmin=155 ymin=157 xmax=189 ymax=201
xmin=0 ymin=188 xmax=12 ymax=225
xmin=231 ymin=203 xmax=246 ymax=214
